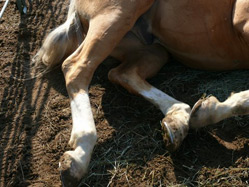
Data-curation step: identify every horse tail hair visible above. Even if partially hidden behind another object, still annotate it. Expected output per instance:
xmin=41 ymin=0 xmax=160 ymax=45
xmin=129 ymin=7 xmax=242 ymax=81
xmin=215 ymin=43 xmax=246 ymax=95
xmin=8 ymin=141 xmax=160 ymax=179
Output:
xmin=32 ymin=0 xmax=83 ymax=72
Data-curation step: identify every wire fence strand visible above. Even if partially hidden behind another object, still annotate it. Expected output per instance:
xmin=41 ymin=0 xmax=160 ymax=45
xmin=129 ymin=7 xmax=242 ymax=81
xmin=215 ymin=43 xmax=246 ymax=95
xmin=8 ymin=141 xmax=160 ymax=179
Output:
xmin=0 ymin=0 xmax=10 ymax=19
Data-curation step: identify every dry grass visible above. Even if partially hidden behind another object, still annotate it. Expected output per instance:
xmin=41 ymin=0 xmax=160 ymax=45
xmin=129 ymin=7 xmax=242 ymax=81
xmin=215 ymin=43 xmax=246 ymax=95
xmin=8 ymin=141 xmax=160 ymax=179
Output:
xmin=75 ymin=61 xmax=249 ymax=186
xmin=1 ymin=0 xmax=249 ymax=185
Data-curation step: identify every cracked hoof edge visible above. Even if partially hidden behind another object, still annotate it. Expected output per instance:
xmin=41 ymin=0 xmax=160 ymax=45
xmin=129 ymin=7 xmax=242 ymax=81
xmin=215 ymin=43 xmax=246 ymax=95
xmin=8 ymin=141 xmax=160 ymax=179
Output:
xmin=163 ymin=121 xmax=174 ymax=144
xmin=59 ymin=153 xmax=82 ymax=187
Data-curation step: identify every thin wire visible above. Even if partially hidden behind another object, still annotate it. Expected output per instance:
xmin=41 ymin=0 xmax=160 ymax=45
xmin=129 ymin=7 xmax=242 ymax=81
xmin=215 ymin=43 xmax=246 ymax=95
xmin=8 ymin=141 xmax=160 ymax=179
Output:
xmin=0 ymin=0 xmax=10 ymax=19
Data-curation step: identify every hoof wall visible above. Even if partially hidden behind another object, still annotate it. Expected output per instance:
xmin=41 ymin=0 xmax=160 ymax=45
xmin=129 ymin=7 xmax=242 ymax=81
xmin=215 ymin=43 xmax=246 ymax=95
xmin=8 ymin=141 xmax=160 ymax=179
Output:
xmin=161 ymin=118 xmax=189 ymax=152
xmin=59 ymin=153 xmax=81 ymax=187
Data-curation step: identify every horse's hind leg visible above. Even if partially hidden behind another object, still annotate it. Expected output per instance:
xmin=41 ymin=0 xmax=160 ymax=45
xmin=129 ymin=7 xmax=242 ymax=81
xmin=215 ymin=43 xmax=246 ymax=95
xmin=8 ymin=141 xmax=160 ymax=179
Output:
xmin=108 ymin=43 xmax=191 ymax=151
xmin=59 ymin=1 xmax=155 ymax=186
xmin=190 ymin=91 xmax=249 ymax=128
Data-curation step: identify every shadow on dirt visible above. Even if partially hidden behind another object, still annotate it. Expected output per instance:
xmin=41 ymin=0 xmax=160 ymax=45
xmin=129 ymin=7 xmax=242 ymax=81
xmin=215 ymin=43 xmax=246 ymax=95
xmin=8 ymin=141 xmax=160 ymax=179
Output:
xmin=1 ymin=0 xmax=249 ymax=185
xmin=82 ymin=60 xmax=249 ymax=186
xmin=0 ymin=0 xmax=67 ymax=186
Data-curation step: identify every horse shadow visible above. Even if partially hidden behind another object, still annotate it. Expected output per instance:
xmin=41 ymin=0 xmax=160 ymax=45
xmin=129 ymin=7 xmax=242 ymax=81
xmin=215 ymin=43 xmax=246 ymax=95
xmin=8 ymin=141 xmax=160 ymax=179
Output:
xmin=2 ymin=0 xmax=248 ymax=184
xmin=11 ymin=52 xmax=248 ymax=186
xmin=81 ymin=59 xmax=249 ymax=186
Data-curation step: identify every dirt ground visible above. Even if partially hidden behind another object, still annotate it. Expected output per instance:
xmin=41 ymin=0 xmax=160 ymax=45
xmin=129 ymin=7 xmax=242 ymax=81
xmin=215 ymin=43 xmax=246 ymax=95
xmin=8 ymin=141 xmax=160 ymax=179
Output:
xmin=1 ymin=0 xmax=249 ymax=186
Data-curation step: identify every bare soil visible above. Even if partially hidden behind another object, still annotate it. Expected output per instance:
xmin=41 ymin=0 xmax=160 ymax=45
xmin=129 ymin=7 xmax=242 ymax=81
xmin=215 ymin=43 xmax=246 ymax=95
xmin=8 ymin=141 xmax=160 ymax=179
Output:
xmin=1 ymin=1 xmax=249 ymax=186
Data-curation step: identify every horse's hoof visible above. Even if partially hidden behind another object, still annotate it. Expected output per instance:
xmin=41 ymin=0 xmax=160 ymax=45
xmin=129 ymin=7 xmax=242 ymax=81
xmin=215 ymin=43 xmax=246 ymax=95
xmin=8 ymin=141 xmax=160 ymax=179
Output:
xmin=59 ymin=153 xmax=82 ymax=187
xmin=161 ymin=115 xmax=189 ymax=151
xmin=189 ymin=96 xmax=219 ymax=128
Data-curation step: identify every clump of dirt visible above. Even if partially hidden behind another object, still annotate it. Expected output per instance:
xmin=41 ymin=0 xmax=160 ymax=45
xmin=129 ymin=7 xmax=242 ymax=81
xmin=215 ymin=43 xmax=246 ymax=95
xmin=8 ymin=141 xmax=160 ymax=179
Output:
xmin=0 ymin=1 xmax=249 ymax=186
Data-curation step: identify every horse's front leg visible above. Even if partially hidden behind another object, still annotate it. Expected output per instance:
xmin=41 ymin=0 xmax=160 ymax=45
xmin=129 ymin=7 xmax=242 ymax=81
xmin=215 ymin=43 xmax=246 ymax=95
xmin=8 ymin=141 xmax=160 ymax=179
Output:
xmin=59 ymin=1 xmax=155 ymax=186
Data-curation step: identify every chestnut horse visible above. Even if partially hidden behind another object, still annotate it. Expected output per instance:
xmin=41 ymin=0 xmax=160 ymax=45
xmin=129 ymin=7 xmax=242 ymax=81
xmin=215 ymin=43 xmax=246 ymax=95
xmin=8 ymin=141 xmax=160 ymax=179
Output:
xmin=34 ymin=0 xmax=249 ymax=186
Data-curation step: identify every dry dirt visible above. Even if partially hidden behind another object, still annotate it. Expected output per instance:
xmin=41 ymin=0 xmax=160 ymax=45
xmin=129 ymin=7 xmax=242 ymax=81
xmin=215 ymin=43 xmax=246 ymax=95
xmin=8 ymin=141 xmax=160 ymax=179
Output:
xmin=1 ymin=0 xmax=249 ymax=186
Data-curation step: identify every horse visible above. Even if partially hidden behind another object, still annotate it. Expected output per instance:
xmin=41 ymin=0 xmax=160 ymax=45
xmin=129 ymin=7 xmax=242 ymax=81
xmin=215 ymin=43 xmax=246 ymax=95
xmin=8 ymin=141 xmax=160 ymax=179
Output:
xmin=34 ymin=0 xmax=249 ymax=186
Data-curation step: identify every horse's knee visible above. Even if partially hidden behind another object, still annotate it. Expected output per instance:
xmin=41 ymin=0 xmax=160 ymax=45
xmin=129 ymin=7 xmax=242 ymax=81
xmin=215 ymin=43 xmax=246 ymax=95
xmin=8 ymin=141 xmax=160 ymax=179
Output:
xmin=62 ymin=58 xmax=93 ymax=93
xmin=108 ymin=67 xmax=136 ymax=86
xmin=109 ymin=67 xmax=143 ymax=95
xmin=108 ymin=68 xmax=121 ymax=85
xmin=61 ymin=58 xmax=77 ymax=75
xmin=62 ymin=59 xmax=77 ymax=90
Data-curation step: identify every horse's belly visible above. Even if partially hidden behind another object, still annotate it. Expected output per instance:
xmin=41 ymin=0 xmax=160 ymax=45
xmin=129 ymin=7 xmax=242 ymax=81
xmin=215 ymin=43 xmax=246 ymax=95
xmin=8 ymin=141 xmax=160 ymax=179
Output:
xmin=151 ymin=0 xmax=249 ymax=70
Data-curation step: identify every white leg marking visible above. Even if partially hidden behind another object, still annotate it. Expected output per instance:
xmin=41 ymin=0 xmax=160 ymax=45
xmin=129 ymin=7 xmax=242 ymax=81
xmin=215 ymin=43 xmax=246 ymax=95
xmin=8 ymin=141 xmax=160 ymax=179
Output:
xmin=70 ymin=92 xmax=97 ymax=147
xmin=217 ymin=90 xmax=249 ymax=121
xmin=139 ymin=87 xmax=190 ymax=115
xmin=190 ymin=90 xmax=249 ymax=128
xmin=66 ymin=92 xmax=97 ymax=179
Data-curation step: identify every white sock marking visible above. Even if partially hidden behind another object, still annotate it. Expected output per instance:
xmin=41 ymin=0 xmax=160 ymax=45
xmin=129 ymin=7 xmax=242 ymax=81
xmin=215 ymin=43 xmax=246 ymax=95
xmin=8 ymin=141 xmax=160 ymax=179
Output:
xmin=67 ymin=92 xmax=97 ymax=178
xmin=70 ymin=93 xmax=96 ymax=139
xmin=140 ymin=87 xmax=183 ymax=114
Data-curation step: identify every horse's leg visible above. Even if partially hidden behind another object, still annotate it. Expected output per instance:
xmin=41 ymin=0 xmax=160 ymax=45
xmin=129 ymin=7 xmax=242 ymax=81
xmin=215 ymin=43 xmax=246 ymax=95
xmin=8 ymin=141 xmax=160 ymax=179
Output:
xmin=108 ymin=43 xmax=191 ymax=151
xmin=189 ymin=1 xmax=249 ymax=128
xmin=190 ymin=91 xmax=249 ymax=128
xmin=59 ymin=1 xmax=155 ymax=186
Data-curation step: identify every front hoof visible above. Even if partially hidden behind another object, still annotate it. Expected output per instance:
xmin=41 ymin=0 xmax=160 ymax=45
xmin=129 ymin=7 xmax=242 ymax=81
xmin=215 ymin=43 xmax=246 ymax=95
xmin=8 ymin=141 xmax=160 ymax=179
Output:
xmin=161 ymin=116 xmax=189 ymax=151
xmin=59 ymin=153 xmax=82 ymax=187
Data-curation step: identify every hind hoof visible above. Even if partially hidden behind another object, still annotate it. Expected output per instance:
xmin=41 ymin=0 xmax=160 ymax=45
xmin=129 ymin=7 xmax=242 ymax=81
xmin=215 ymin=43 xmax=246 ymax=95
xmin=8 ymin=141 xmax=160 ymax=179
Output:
xmin=189 ymin=96 xmax=220 ymax=129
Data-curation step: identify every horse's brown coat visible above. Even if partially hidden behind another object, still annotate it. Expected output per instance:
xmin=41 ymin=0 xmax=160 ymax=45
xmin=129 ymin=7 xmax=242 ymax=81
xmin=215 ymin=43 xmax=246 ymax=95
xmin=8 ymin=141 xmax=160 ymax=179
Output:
xmin=35 ymin=0 xmax=249 ymax=186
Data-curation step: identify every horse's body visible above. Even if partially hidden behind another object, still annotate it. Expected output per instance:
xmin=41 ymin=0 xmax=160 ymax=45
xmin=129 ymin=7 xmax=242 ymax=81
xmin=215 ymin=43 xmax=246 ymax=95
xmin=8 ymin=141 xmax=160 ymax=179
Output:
xmin=35 ymin=0 xmax=249 ymax=186
xmin=149 ymin=0 xmax=249 ymax=70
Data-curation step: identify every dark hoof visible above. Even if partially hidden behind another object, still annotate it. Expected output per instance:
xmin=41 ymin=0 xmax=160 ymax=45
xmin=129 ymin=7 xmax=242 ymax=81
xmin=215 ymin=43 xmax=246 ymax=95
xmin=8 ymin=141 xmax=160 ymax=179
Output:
xmin=59 ymin=153 xmax=81 ymax=187
xmin=161 ymin=117 xmax=189 ymax=152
